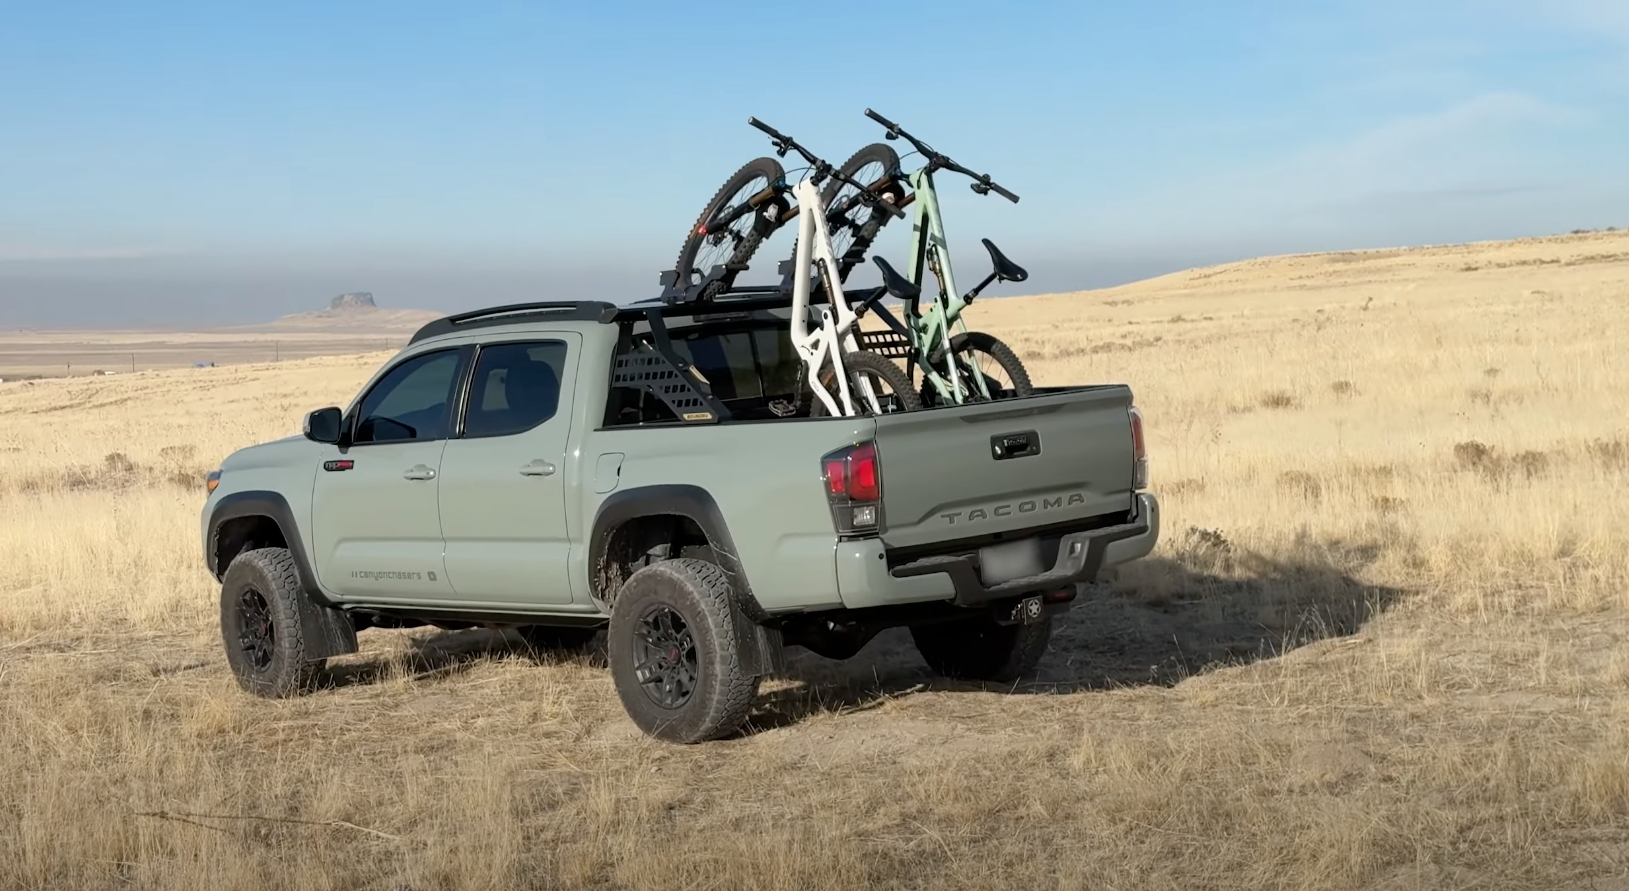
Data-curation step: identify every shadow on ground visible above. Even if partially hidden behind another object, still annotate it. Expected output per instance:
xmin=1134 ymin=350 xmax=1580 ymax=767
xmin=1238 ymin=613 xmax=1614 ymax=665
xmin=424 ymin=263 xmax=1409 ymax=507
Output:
xmin=746 ymin=531 xmax=1408 ymax=733
xmin=317 ymin=627 xmax=606 ymax=690
xmin=309 ymin=530 xmax=1406 ymax=738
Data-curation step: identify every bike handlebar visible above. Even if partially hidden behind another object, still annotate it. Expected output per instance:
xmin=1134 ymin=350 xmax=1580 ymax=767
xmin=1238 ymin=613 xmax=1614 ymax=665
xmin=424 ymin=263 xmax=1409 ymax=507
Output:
xmin=747 ymin=116 xmax=789 ymax=143
xmin=862 ymin=108 xmax=1020 ymax=204
xmin=863 ymin=107 xmax=901 ymax=133
xmin=746 ymin=117 xmax=905 ymax=219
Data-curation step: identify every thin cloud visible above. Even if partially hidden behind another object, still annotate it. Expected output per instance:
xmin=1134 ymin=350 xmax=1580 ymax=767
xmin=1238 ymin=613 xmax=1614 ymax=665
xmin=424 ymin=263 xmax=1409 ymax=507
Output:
xmin=0 ymin=244 xmax=185 ymax=263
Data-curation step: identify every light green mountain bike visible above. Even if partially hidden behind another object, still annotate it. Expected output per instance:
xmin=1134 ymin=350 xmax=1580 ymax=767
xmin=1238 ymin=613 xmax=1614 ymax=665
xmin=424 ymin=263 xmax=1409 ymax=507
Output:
xmin=810 ymin=108 xmax=1035 ymax=406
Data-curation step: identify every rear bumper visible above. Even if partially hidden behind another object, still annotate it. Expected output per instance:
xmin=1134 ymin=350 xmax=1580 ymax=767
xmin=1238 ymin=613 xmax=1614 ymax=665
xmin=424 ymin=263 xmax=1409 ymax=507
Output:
xmin=834 ymin=493 xmax=1159 ymax=610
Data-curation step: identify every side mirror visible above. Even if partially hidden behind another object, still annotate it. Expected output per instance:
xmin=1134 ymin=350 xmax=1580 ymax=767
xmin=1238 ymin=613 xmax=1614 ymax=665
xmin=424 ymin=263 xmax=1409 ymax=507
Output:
xmin=303 ymin=407 xmax=344 ymax=444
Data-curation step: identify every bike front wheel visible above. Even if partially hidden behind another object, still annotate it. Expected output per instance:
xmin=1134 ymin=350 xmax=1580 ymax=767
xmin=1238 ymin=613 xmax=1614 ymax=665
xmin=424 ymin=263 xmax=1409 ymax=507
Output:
xmin=674 ymin=156 xmax=786 ymax=301
xmin=788 ymin=142 xmax=905 ymax=286
xmin=923 ymin=331 xmax=1034 ymax=405
xmin=811 ymin=350 xmax=924 ymax=417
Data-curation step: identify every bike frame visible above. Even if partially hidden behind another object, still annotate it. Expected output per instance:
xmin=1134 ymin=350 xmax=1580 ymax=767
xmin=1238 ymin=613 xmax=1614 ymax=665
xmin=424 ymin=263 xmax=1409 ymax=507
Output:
xmin=788 ymin=177 xmax=883 ymax=417
xmin=895 ymin=165 xmax=998 ymax=404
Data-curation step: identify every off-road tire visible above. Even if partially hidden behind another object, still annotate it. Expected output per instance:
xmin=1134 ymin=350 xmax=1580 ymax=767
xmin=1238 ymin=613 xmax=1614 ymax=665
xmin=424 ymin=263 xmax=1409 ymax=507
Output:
xmin=220 ymin=547 xmax=325 ymax=697
xmin=788 ymin=142 xmax=905 ymax=284
xmin=674 ymin=156 xmax=786 ymax=302
xmin=810 ymin=350 xmax=924 ymax=417
xmin=923 ymin=330 xmax=1034 ymax=406
xmin=517 ymin=624 xmax=601 ymax=655
xmin=608 ymin=558 xmax=759 ymax=743
xmin=909 ymin=613 xmax=1054 ymax=683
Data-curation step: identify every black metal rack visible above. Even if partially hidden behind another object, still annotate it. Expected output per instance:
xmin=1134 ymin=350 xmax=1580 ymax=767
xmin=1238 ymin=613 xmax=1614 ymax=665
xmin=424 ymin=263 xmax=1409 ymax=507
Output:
xmin=405 ymin=275 xmax=903 ymax=427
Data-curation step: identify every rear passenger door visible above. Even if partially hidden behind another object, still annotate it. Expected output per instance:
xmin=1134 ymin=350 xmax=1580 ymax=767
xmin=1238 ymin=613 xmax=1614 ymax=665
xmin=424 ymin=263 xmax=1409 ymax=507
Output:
xmin=437 ymin=334 xmax=581 ymax=607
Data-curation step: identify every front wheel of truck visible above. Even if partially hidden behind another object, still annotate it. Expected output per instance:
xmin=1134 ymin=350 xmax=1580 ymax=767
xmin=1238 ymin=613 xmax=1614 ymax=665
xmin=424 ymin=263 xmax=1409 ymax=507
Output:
xmin=909 ymin=612 xmax=1053 ymax=683
xmin=608 ymin=558 xmax=760 ymax=743
xmin=220 ymin=547 xmax=326 ymax=697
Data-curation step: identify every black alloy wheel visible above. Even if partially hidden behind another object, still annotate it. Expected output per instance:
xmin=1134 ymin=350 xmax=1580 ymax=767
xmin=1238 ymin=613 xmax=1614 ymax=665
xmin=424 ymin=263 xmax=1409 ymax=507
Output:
xmin=634 ymin=605 xmax=699 ymax=709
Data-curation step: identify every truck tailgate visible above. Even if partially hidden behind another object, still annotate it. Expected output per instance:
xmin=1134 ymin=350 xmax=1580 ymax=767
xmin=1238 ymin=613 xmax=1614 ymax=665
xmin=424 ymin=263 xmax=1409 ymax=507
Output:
xmin=871 ymin=385 xmax=1137 ymax=550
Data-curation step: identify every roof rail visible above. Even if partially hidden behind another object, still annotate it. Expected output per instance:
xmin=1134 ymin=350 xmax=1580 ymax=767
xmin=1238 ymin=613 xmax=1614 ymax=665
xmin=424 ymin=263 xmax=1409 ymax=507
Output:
xmin=408 ymin=301 xmax=622 ymax=345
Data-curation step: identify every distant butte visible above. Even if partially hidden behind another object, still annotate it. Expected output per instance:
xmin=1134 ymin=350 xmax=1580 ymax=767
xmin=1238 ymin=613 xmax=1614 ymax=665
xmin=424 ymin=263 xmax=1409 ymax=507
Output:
xmin=223 ymin=292 xmax=443 ymax=334
xmin=328 ymin=292 xmax=378 ymax=311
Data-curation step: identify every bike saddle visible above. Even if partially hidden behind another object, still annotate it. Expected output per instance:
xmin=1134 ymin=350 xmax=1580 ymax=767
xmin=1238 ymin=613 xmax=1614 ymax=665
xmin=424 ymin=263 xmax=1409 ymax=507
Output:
xmin=871 ymin=255 xmax=922 ymax=302
xmin=982 ymin=238 xmax=1028 ymax=282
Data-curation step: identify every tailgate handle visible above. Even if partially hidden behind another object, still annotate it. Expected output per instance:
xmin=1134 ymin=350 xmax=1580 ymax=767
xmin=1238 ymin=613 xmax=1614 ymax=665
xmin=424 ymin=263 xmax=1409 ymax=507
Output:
xmin=991 ymin=430 xmax=1040 ymax=460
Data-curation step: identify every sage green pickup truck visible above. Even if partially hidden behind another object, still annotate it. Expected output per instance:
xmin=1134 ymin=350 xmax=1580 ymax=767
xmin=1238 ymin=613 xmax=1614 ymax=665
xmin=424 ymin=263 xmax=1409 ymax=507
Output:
xmin=201 ymin=295 xmax=1159 ymax=742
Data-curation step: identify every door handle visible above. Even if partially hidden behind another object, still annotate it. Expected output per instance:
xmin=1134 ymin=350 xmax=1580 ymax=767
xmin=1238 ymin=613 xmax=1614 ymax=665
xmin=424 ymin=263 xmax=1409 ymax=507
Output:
xmin=403 ymin=465 xmax=437 ymax=481
xmin=519 ymin=460 xmax=557 ymax=477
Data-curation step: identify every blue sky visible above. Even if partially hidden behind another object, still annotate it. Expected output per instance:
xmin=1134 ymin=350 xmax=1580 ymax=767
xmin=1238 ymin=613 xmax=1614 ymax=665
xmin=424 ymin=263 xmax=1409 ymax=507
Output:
xmin=1 ymin=0 xmax=1625 ymax=327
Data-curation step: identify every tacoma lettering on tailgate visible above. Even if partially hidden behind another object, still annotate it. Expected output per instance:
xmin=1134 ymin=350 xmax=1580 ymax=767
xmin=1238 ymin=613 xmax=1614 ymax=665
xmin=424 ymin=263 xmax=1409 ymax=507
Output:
xmin=940 ymin=492 xmax=1088 ymax=525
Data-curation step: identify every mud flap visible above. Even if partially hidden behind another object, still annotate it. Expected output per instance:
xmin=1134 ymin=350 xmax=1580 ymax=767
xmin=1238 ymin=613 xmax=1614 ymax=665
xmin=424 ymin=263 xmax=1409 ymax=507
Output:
xmin=296 ymin=593 xmax=359 ymax=661
xmin=732 ymin=614 xmax=787 ymax=679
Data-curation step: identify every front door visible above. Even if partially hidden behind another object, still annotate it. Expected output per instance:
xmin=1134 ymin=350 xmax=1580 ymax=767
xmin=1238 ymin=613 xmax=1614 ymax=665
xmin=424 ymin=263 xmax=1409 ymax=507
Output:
xmin=438 ymin=334 xmax=580 ymax=607
xmin=310 ymin=345 xmax=469 ymax=602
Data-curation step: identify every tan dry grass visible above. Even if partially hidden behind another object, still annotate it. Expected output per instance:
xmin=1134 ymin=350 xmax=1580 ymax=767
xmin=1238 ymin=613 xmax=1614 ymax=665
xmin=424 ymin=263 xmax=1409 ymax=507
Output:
xmin=0 ymin=331 xmax=407 ymax=379
xmin=2 ymin=229 xmax=1629 ymax=889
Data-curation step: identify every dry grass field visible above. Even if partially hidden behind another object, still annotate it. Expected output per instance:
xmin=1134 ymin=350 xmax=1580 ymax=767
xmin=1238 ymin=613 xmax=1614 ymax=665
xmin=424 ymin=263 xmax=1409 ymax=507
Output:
xmin=0 ymin=331 xmax=413 ymax=380
xmin=2 ymin=229 xmax=1627 ymax=890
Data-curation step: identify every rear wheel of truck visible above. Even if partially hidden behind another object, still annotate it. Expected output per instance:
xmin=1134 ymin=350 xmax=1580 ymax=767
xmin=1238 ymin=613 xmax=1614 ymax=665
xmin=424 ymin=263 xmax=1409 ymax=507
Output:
xmin=219 ymin=547 xmax=325 ymax=697
xmin=608 ymin=558 xmax=759 ymax=743
xmin=909 ymin=612 xmax=1053 ymax=683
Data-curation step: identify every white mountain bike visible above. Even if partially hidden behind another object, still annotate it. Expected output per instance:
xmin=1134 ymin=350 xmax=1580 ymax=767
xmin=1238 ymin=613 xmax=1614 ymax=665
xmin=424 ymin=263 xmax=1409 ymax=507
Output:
xmin=673 ymin=117 xmax=924 ymax=417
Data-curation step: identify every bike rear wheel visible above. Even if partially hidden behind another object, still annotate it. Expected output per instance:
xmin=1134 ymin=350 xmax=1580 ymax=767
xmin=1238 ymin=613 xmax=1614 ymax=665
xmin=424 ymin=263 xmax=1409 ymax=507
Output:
xmin=923 ymin=331 xmax=1034 ymax=405
xmin=788 ymin=143 xmax=904 ymax=286
xmin=811 ymin=350 xmax=923 ymax=417
xmin=674 ymin=156 xmax=786 ymax=301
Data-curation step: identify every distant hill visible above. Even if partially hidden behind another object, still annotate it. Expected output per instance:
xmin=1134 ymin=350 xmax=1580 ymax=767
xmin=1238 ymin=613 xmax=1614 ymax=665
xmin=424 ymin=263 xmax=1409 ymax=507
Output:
xmin=226 ymin=291 xmax=443 ymax=334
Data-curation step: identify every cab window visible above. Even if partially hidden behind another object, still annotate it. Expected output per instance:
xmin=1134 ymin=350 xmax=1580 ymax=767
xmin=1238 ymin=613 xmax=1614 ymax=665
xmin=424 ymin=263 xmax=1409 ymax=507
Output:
xmin=462 ymin=341 xmax=569 ymax=438
xmin=353 ymin=349 xmax=462 ymax=444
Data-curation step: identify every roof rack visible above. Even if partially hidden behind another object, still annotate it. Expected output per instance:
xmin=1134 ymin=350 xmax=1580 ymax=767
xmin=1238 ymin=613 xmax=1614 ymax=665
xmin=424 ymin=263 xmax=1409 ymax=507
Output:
xmin=405 ymin=279 xmax=895 ymax=427
xmin=408 ymin=301 xmax=621 ymax=345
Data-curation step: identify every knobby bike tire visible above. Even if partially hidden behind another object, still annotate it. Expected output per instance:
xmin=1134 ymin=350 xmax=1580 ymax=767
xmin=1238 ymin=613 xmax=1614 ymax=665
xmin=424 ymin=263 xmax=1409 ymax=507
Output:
xmin=674 ymin=156 xmax=786 ymax=302
xmin=810 ymin=349 xmax=924 ymax=417
xmin=924 ymin=330 xmax=1034 ymax=404
xmin=788 ymin=142 xmax=904 ymax=286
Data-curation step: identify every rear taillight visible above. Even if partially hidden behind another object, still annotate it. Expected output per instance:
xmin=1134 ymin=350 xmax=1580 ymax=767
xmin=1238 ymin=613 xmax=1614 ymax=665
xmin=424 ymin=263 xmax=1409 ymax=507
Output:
xmin=821 ymin=440 xmax=882 ymax=535
xmin=1129 ymin=405 xmax=1148 ymax=490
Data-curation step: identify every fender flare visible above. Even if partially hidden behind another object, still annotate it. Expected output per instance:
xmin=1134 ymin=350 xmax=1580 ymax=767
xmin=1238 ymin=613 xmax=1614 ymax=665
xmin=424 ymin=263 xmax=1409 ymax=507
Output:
xmin=589 ymin=485 xmax=783 ymax=676
xmin=588 ymin=484 xmax=767 ymax=620
xmin=207 ymin=490 xmax=358 ymax=660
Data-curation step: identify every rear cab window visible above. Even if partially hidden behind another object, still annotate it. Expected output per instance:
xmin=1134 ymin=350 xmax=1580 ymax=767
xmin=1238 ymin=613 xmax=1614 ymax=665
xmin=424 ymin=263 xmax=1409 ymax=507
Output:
xmin=606 ymin=314 xmax=804 ymax=425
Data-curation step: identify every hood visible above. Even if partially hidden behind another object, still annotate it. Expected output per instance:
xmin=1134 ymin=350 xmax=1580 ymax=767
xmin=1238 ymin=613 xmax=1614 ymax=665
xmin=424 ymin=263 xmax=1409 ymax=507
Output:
xmin=220 ymin=434 xmax=314 ymax=472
